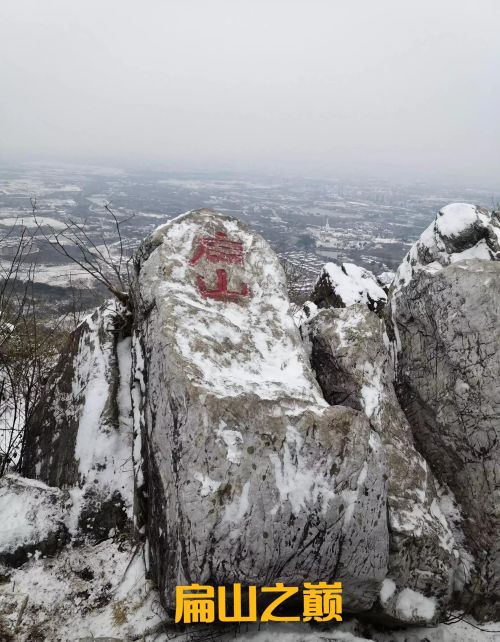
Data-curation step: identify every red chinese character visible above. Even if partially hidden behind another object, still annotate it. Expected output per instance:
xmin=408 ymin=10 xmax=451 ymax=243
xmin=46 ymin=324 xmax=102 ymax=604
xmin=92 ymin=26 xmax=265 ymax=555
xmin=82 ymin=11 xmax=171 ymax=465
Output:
xmin=190 ymin=232 xmax=245 ymax=266
xmin=196 ymin=269 xmax=249 ymax=301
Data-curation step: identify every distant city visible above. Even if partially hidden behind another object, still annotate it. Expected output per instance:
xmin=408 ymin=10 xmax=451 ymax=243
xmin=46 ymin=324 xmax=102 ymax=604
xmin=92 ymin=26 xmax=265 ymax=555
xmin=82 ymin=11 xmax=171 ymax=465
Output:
xmin=1 ymin=160 xmax=499 ymax=312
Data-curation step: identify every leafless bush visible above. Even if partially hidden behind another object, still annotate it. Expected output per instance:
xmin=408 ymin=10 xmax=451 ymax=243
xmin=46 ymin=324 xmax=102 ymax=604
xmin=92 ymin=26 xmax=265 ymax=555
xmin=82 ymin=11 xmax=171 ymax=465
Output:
xmin=31 ymin=197 xmax=133 ymax=306
xmin=0 ymin=223 xmax=71 ymax=475
xmin=0 ymin=199 xmax=136 ymax=476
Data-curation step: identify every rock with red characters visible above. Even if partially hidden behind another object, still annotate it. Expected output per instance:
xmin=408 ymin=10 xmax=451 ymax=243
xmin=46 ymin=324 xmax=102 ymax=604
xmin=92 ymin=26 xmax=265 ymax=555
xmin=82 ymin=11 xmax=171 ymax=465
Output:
xmin=132 ymin=209 xmax=389 ymax=616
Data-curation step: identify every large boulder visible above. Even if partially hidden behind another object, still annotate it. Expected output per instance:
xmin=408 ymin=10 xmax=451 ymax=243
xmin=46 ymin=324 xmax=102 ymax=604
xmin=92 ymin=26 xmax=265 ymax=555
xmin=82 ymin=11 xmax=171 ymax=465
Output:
xmin=388 ymin=203 xmax=500 ymax=620
xmin=302 ymin=305 xmax=458 ymax=623
xmin=132 ymin=209 xmax=389 ymax=614
xmin=311 ymin=263 xmax=387 ymax=313
xmin=21 ymin=302 xmax=134 ymax=541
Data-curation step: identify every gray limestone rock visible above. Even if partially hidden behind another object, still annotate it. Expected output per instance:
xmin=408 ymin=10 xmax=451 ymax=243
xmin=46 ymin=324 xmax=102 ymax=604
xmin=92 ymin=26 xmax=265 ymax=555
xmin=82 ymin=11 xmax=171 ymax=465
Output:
xmin=302 ymin=305 xmax=458 ymax=623
xmin=388 ymin=203 xmax=500 ymax=620
xmin=21 ymin=302 xmax=134 ymax=541
xmin=391 ymin=261 xmax=500 ymax=620
xmin=132 ymin=209 xmax=389 ymax=614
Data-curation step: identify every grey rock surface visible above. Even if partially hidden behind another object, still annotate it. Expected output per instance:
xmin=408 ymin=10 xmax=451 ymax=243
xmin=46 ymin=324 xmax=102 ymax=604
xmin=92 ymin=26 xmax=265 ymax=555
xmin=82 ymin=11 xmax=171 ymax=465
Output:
xmin=0 ymin=474 xmax=69 ymax=567
xmin=389 ymin=203 xmax=500 ymax=620
xmin=132 ymin=209 xmax=389 ymax=613
xmin=302 ymin=305 xmax=458 ymax=622
xmin=21 ymin=302 xmax=134 ymax=541
xmin=391 ymin=261 xmax=500 ymax=619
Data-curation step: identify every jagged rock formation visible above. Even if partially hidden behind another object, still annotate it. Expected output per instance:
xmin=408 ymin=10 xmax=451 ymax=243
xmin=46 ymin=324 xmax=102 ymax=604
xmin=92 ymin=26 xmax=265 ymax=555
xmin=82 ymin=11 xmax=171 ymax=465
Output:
xmin=389 ymin=203 xmax=500 ymax=620
xmin=1 ymin=204 xmax=498 ymax=639
xmin=302 ymin=305 xmax=459 ymax=623
xmin=311 ymin=263 xmax=387 ymax=313
xmin=21 ymin=303 xmax=134 ymax=541
xmin=132 ymin=210 xmax=388 ymax=613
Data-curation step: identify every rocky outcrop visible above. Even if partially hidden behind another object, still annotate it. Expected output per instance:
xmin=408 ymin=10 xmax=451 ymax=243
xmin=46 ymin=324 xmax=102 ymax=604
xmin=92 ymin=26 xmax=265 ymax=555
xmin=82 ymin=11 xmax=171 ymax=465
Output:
xmin=389 ymin=203 xmax=500 ymax=620
xmin=311 ymin=263 xmax=387 ymax=313
xmin=302 ymin=305 xmax=458 ymax=623
xmin=376 ymin=271 xmax=395 ymax=293
xmin=0 ymin=474 xmax=69 ymax=568
xmin=132 ymin=209 xmax=389 ymax=614
xmin=21 ymin=303 xmax=134 ymax=541
xmin=6 ymin=203 xmax=499 ymax=635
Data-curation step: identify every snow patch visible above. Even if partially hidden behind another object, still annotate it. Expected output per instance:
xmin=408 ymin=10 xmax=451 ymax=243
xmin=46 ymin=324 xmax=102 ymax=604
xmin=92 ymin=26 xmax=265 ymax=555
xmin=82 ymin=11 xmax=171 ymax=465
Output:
xmin=320 ymin=262 xmax=387 ymax=308
xmin=360 ymin=362 xmax=383 ymax=419
xmin=395 ymin=588 xmax=436 ymax=622
xmin=217 ymin=421 xmax=244 ymax=464
xmin=194 ymin=472 xmax=222 ymax=496
xmin=380 ymin=578 xmax=396 ymax=604
xmin=269 ymin=426 xmax=335 ymax=516
xmin=436 ymin=203 xmax=481 ymax=238
xmin=224 ymin=480 xmax=251 ymax=522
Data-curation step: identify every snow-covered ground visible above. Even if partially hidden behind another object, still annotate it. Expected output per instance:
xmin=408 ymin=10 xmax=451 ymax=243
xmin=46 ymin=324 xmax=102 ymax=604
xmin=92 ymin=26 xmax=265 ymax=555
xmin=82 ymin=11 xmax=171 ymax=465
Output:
xmin=233 ymin=620 xmax=500 ymax=642
xmin=0 ymin=534 xmax=168 ymax=641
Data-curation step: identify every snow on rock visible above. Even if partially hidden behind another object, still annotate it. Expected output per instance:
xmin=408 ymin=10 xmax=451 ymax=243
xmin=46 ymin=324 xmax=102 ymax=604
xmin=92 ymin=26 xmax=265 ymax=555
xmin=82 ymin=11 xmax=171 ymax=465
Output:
xmin=380 ymin=578 xmax=397 ymax=605
xmin=392 ymin=203 xmax=500 ymax=292
xmin=132 ymin=209 xmax=388 ymax=614
xmin=0 ymin=474 xmax=68 ymax=568
xmin=395 ymin=588 xmax=436 ymax=622
xmin=21 ymin=301 xmax=134 ymax=542
xmin=388 ymin=203 xmax=500 ymax=621
xmin=311 ymin=262 xmax=387 ymax=313
xmin=302 ymin=305 xmax=459 ymax=621
xmin=376 ymin=271 xmax=395 ymax=290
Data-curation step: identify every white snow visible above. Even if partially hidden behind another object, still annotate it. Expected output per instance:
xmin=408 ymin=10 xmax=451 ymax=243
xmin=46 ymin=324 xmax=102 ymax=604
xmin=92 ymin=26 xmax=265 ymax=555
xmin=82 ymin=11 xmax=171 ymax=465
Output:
xmin=0 ymin=260 xmax=96 ymax=289
xmin=379 ymin=578 xmax=396 ymax=604
xmin=140 ymin=211 xmax=327 ymax=407
xmin=371 ymin=616 xmax=500 ymax=642
xmin=436 ymin=203 xmax=481 ymax=238
xmin=360 ymin=362 xmax=383 ymax=419
xmin=395 ymin=587 xmax=436 ymax=622
xmin=390 ymin=202 xmax=499 ymax=359
xmin=0 ymin=216 xmax=67 ymax=229
xmin=450 ymin=239 xmax=492 ymax=263
xmin=321 ymin=262 xmax=387 ymax=308
xmin=72 ymin=307 xmax=133 ymax=504
xmin=33 ymin=303 xmax=135 ymax=535
xmin=0 ymin=473 xmax=497 ymax=641
xmin=194 ymin=472 xmax=222 ymax=496
xmin=236 ymin=628 xmax=369 ymax=642
xmin=269 ymin=425 xmax=336 ymax=516
xmin=217 ymin=421 xmax=244 ymax=464
xmin=377 ymin=271 xmax=395 ymax=287
xmin=0 ymin=475 xmax=65 ymax=553
xmin=131 ymin=334 xmax=146 ymax=492
xmin=224 ymin=480 xmax=251 ymax=522
xmin=392 ymin=203 xmax=497 ymax=295
xmin=0 ymin=534 xmax=168 ymax=641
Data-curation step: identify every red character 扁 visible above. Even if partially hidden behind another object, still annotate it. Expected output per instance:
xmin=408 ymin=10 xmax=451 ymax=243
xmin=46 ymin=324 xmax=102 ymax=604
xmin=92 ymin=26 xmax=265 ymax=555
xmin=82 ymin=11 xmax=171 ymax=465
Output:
xmin=190 ymin=231 xmax=245 ymax=266
xmin=190 ymin=231 xmax=250 ymax=301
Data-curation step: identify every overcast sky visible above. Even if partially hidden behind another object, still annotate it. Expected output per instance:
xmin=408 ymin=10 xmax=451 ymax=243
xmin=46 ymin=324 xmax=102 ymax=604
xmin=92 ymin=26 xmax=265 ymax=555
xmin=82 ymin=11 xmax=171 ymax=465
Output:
xmin=1 ymin=0 xmax=499 ymax=183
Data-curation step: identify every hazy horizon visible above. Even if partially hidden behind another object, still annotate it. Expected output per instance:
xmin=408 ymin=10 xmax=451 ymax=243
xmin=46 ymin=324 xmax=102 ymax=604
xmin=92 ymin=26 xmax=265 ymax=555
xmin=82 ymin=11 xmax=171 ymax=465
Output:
xmin=1 ymin=1 xmax=499 ymax=186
